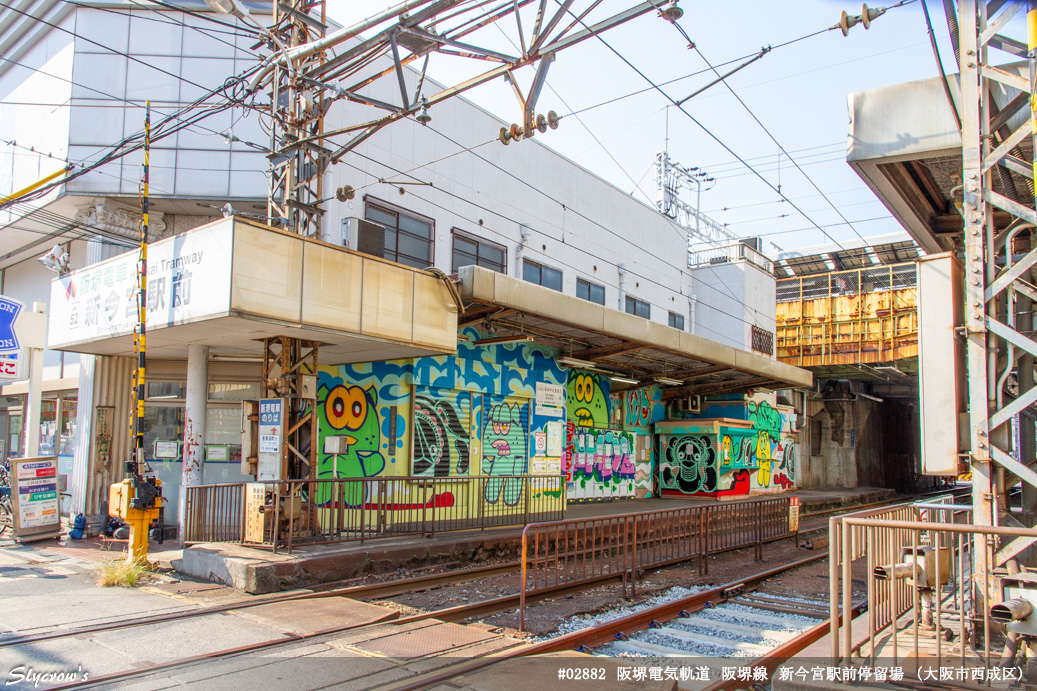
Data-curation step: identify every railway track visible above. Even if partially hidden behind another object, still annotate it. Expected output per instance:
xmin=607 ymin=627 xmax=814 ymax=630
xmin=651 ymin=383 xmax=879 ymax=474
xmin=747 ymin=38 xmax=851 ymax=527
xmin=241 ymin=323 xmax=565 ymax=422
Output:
xmin=12 ymin=491 xmax=954 ymax=689
xmin=41 ymin=550 xmax=835 ymax=690
xmin=377 ymin=552 xmax=853 ymax=691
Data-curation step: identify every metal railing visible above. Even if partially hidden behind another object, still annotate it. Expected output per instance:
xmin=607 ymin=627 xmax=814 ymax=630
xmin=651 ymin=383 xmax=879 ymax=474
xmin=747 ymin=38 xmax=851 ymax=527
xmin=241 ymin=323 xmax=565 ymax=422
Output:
xmin=184 ymin=482 xmax=244 ymax=543
xmin=688 ymin=242 xmax=774 ymax=273
xmin=519 ymin=496 xmax=795 ymax=629
xmin=825 ymin=495 xmax=1036 ymax=671
xmin=184 ymin=474 xmax=565 ymax=553
xmin=776 ymin=262 xmax=917 ymax=303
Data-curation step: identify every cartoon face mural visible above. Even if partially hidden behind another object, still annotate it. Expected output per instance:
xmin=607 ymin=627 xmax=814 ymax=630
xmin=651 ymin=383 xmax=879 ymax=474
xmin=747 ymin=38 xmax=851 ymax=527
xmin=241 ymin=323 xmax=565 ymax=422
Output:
xmin=315 ymin=378 xmax=388 ymax=506
xmin=567 ymin=372 xmax=609 ymax=427
xmin=660 ymin=434 xmax=718 ymax=494
xmin=482 ymin=400 xmax=528 ymax=505
xmin=684 ymin=396 xmax=799 ymax=494
xmin=320 ymin=383 xmax=385 ymax=479
xmin=412 ymin=393 xmax=471 ymax=477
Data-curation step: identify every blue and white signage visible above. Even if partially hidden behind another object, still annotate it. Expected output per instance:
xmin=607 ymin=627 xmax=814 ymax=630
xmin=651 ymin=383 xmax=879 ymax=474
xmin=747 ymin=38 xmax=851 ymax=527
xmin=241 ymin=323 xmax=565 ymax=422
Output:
xmin=0 ymin=297 xmax=23 ymax=354
xmin=256 ymin=398 xmax=284 ymax=481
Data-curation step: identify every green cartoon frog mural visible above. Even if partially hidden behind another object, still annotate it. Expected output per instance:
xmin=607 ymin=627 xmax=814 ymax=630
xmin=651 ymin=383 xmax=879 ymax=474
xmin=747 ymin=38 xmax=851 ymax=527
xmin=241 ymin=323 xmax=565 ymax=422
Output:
xmin=567 ymin=372 xmax=609 ymax=427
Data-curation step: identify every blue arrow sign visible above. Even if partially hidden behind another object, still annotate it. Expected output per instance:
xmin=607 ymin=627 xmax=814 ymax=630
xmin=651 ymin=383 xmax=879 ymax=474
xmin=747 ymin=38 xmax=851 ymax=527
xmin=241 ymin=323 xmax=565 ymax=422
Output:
xmin=0 ymin=297 xmax=23 ymax=354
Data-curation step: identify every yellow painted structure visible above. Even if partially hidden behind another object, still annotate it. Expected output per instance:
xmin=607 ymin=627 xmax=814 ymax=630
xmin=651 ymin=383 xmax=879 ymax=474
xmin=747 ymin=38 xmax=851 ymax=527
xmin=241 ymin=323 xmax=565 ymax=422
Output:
xmin=109 ymin=478 xmax=163 ymax=562
xmin=776 ymin=263 xmax=918 ymax=368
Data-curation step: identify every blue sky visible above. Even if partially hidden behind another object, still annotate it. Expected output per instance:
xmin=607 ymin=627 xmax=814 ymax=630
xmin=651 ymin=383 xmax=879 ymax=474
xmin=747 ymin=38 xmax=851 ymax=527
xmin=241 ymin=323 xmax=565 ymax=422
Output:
xmin=326 ymin=0 xmax=994 ymax=253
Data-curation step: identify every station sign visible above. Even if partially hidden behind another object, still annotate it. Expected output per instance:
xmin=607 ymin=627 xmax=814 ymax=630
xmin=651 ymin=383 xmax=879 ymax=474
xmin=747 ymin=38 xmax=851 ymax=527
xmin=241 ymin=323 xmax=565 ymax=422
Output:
xmin=256 ymin=398 xmax=285 ymax=481
xmin=47 ymin=224 xmax=233 ymax=348
xmin=535 ymin=381 xmax=565 ymax=418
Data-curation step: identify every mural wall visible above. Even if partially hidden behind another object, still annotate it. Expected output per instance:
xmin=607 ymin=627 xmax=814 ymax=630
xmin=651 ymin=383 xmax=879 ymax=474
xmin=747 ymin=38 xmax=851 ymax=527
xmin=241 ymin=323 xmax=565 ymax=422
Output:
xmin=313 ymin=329 xmax=673 ymax=508
xmin=566 ymin=427 xmax=637 ymax=500
xmin=658 ymin=393 xmax=798 ymax=498
xmin=621 ymin=385 xmax=666 ymax=497
xmin=315 ymin=327 xmax=566 ymax=511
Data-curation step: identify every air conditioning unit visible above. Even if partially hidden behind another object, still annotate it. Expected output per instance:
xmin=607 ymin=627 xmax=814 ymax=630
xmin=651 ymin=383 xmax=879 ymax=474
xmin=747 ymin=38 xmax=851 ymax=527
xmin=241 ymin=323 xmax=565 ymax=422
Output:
xmin=740 ymin=236 xmax=763 ymax=252
xmin=339 ymin=217 xmax=385 ymax=258
xmin=676 ymin=395 xmax=701 ymax=414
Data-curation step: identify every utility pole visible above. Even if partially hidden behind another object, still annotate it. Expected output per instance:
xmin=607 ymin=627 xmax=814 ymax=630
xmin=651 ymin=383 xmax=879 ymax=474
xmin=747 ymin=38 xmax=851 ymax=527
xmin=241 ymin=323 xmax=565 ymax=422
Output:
xmin=111 ymin=102 xmax=162 ymax=562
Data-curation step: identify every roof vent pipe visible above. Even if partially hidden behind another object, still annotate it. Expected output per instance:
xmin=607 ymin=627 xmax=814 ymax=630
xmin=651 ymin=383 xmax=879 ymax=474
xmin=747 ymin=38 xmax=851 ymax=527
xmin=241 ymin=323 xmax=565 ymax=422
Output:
xmin=618 ymin=263 xmax=628 ymax=310
xmin=517 ymin=224 xmax=532 ymax=277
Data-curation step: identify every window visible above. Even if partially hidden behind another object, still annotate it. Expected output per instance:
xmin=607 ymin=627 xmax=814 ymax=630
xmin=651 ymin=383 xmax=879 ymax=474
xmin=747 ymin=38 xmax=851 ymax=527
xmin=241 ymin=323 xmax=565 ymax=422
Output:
xmin=452 ymin=229 xmax=506 ymax=273
xmin=625 ymin=296 xmax=650 ymax=319
xmin=751 ymin=325 xmax=774 ymax=355
xmin=364 ymin=199 xmax=434 ymax=269
xmin=668 ymin=311 xmax=685 ymax=330
xmin=576 ymin=278 xmax=605 ymax=305
xmin=523 ymin=259 xmax=562 ymax=292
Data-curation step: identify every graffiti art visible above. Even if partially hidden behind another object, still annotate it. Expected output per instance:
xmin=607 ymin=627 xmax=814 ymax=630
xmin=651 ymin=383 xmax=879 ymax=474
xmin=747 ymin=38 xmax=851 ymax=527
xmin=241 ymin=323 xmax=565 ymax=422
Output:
xmin=412 ymin=392 xmax=471 ymax=477
xmin=320 ymin=383 xmax=386 ymax=479
xmin=566 ymin=427 xmax=637 ymax=500
xmin=567 ymin=372 xmax=609 ymax=427
xmin=482 ymin=399 xmax=528 ymax=505
xmin=661 ymin=434 xmax=718 ymax=494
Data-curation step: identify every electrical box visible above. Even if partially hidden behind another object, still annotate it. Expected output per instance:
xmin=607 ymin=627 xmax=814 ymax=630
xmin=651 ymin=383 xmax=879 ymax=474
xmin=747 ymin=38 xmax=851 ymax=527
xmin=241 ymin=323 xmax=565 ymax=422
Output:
xmin=109 ymin=479 xmax=132 ymax=518
xmin=241 ymin=400 xmax=258 ymax=476
xmin=902 ymin=546 xmax=951 ymax=588
xmin=299 ymin=374 xmax=317 ymax=400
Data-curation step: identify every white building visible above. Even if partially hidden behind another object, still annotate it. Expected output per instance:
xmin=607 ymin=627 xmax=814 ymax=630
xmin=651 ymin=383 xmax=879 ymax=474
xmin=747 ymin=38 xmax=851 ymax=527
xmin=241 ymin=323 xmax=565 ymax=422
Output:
xmin=0 ymin=1 xmax=799 ymax=531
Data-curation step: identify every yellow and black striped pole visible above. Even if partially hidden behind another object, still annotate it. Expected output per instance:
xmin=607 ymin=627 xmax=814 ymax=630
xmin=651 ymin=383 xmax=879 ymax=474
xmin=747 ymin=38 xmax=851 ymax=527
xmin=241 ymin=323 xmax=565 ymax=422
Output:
xmin=133 ymin=101 xmax=150 ymax=475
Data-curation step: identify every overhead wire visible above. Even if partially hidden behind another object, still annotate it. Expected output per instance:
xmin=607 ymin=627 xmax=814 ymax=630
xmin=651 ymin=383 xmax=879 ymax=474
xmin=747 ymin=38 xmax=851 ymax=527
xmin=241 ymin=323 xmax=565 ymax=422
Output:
xmin=555 ymin=4 xmax=886 ymax=260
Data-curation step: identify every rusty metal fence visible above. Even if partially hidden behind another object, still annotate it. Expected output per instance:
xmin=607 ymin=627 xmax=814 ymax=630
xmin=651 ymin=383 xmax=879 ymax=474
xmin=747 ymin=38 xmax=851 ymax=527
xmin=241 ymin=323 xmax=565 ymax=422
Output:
xmin=184 ymin=474 xmax=565 ymax=552
xmin=518 ymin=496 xmax=795 ymax=629
xmin=827 ymin=494 xmax=995 ymax=668
xmin=184 ymin=483 xmax=245 ymax=543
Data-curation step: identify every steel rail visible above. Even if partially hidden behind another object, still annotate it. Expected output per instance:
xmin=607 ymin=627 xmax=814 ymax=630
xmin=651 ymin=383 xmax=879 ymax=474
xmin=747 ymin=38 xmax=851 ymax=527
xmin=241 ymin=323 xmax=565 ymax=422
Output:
xmin=700 ymin=603 xmax=866 ymax=691
xmin=50 ymin=549 xmax=833 ymax=690
xmin=8 ymin=492 xmax=942 ymax=651
xmin=0 ymin=559 xmax=521 ymax=650
xmin=376 ymin=552 xmax=832 ymax=691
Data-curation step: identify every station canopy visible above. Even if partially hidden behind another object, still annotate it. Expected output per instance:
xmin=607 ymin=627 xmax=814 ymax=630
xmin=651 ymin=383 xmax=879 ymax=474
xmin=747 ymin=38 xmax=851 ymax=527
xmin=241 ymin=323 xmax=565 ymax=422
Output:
xmin=456 ymin=266 xmax=812 ymax=400
xmin=46 ymin=217 xmax=459 ymax=363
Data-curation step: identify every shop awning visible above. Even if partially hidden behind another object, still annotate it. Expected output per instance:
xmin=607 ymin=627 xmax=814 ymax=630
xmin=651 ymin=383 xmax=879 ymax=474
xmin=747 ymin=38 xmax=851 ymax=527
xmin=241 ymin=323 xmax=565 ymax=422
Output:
xmin=456 ymin=266 xmax=812 ymax=399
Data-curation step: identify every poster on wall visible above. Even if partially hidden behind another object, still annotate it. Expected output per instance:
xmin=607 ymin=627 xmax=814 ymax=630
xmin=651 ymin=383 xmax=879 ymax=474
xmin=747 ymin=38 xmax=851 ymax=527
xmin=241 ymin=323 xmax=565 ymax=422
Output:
xmin=10 ymin=456 xmax=61 ymax=541
xmin=533 ymin=432 xmax=547 ymax=456
xmin=92 ymin=406 xmax=114 ymax=474
xmin=545 ymin=420 xmax=563 ymax=457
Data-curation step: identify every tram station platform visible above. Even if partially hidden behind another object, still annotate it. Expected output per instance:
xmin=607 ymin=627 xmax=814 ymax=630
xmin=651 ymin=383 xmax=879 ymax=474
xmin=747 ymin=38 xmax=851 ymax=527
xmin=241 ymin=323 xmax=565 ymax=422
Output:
xmin=176 ymin=487 xmax=896 ymax=593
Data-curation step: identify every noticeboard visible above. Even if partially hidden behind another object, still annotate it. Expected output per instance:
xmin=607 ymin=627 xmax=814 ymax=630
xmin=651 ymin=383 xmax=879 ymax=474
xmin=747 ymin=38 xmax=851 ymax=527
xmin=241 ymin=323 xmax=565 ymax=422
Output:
xmin=789 ymin=496 xmax=800 ymax=533
xmin=10 ymin=456 xmax=62 ymax=542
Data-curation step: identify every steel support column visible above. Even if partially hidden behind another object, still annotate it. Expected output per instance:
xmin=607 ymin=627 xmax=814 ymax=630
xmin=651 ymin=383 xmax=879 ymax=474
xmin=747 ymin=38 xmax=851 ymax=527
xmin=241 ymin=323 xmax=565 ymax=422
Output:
xmin=958 ymin=0 xmax=1037 ymax=581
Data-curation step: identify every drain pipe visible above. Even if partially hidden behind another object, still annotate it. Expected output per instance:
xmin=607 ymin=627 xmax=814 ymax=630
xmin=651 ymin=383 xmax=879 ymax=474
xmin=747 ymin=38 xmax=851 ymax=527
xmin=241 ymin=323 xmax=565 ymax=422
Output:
xmin=618 ymin=263 xmax=628 ymax=310
xmin=689 ymin=294 xmax=697 ymax=335
xmin=517 ymin=224 xmax=532 ymax=277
